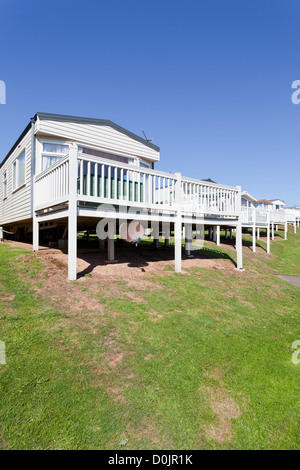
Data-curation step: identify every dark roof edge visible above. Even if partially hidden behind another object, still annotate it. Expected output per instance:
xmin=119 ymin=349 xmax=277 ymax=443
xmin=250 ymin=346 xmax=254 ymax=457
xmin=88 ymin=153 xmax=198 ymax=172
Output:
xmin=0 ymin=112 xmax=160 ymax=169
xmin=36 ymin=112 xmax=160 ymax=152
xmin=0 ymin=116 xmax=36 ymax=169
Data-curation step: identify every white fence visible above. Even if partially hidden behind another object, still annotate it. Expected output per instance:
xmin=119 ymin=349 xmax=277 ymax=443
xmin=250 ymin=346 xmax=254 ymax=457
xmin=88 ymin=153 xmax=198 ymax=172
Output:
xmin=241 ymin=205 xmax=300 ymax=228
xmin=271 ymin=210 xmax=287 ymax=225
xmin=241 ymin=207 xmax=269 ymax=225
xmin=35 ymin=155 xmax=70 ymax=210
xmin=35 ymin=152 xmax=240 ymax=218
xmin=181 ymin=177 xmax=238 ymax=216
xmin=285 ymin=208 xmax=300 ymax=224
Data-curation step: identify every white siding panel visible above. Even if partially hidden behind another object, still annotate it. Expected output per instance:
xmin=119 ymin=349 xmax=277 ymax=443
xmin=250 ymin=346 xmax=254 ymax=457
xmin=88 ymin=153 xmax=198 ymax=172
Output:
xmin=38 ymin=120 xmax=160 ymax=161
xmin=0 ymin=128 xmax=33 ymax=225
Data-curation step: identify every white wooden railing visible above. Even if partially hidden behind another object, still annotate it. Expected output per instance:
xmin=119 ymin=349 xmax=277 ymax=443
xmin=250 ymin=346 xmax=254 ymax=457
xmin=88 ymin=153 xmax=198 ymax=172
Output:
xmin=241 ymin=207 xmax=269 ymax=225
xmin=180 ymin=176 xmax=239 ymax=216
xmin=35 ymin=155 xmax=70 ymax=211
xmin=271 ymin=210 xmax=287 ymax=225
xmin=34 ymin=151 xmax=240 ymax=218
xmin=285 ymin=209 xmax=300 ymax=224
xmin=77 ymin=153 xmax=178 ymax=211
xmin=241 ymin=206 xmax=292 ymax=226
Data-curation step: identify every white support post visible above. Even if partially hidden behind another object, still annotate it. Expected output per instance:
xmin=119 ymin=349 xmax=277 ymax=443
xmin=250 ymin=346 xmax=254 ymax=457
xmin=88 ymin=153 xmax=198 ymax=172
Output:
xmin=108 ymin=229 xmax=115 ymax=261
xmin=230 ymin=228 xmax=233 ymax=239
xmin=267 ymin=212 xmax=270 ymax=254
xmin=257 ymin=227 xmax=260 ymax=240
xmin=235 ymin=186 xmax=243 ymax=270
xmin=225 ymin=229 xmax=228 ymax=239
xmin=267 ymin=226 xmax=270 ymax=254
xmin=185 ymin=223 xmax=193 ymax=256
xmin=294 ymin=223 xmax=297 ymax=234
xmin=236 ymin=222 xmax=243 ymax=269
xmin=0 ymin=226 xmax=3 ymax=241
xmin=199 ymin=224 xmax=205 ymax=243
xmin=216 ymin=225 xmax=220 ymax=246
xmin=252 ymin=209 xmax=256 ymax=253
xmin=213 ymin=227 xmax=217 ymax=243
xmin=152 ymin=222 xmax=160 ymax=248
xmin=32 ymin=214 xmax=39 ymax=251
xmin=285 ymin=221 xmax=288 ymax=240
xmin=174 ymin=172 xmax=182 ymax=273
xmin=68 ymin=144 xmax=78 ymax=281
xmin=272 ymin=223 xmax=275 ymax=241
xmin=163 ymin=223 xmax=170 ymax=248
xmin=164 ymin=227 xmax=170 ymax=247
xmin=276 ymin=224 xmax=278 ymax=232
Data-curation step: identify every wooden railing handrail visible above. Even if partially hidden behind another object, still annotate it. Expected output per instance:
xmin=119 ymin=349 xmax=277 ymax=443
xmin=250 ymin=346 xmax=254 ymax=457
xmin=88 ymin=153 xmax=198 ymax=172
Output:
xmin=35 ymin=154 xmax=70 ymax=182
xmin=181 ymin=175 xmax=239 ymax=192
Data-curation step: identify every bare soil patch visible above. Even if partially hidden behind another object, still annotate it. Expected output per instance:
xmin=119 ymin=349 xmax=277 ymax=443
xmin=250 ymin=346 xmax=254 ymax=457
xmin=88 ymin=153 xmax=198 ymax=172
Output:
xmin=201 ymin=369 xmax=242 ymax=444
xmin=5 ymin=239 xmax=268 ymax=324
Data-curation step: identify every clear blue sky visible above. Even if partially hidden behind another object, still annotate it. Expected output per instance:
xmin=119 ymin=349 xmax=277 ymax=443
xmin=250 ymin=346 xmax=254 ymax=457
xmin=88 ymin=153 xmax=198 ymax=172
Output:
xmin=0 ymin=0 xmax=299 ymax=205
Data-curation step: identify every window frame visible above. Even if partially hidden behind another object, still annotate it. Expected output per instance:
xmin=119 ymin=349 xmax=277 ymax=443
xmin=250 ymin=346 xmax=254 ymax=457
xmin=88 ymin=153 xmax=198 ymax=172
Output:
xmin=78 ymin=145 xmax=138 ymax=166
xmin=40 ymin=139 xmax=70 ymax=173
xmin=139 ymin=158 xmax=152 ymax=169
xmin=12 ymin=149 xmax=26 ymax=193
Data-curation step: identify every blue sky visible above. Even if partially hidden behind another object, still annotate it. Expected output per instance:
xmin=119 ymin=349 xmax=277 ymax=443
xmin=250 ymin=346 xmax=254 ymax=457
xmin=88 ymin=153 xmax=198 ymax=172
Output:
xmin=0 ymin=0 xmax=299 ymax=205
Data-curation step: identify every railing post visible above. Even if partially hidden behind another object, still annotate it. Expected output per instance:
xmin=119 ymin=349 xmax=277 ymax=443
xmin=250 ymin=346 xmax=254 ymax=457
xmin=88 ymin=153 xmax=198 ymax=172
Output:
xmin=68 ymin=144 xmax=78 ymax=281
xmin=235 ymin=186 xmax=243 ymax=270
xmin=174 ymin=172 xmax=182 ymax=273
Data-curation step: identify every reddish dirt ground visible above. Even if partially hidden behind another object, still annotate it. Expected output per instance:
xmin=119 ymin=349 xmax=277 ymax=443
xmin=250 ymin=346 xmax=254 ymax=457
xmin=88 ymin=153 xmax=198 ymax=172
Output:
xmin=6 ymin=232 xmax=281 ymax=282
xmin=4 ymin=234 xmax=279 ymax=320
xmin=7 ymin=238 xmax=245 ymax=279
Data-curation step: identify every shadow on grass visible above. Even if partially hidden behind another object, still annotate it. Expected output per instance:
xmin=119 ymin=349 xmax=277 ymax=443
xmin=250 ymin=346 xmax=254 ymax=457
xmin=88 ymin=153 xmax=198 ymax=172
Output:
xmin=193 ymin=246 xmax=237 ymax=266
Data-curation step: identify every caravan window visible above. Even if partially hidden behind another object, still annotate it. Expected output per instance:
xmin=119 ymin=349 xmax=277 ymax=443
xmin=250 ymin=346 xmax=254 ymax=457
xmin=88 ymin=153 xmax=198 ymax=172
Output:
xmin=12 ymin=151 xmax=26 ymax=191
xmin=139 ymin=160 xmax=151 ymax=169
xmin=42 ymin=142 xmax=69 ymax=171
xmin=78 ymin=146 xmax=135 ymax=165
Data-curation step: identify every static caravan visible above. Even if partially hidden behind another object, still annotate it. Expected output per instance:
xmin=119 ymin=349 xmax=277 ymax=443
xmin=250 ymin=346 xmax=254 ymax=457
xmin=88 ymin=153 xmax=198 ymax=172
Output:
xmin=0 ymin=113 xmax=243 ymax=280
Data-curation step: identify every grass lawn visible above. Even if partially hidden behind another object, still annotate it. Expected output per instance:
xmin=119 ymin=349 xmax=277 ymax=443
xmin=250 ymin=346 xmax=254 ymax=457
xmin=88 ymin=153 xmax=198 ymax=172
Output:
xmin=0 ymin=229 xmax=299 ymax=450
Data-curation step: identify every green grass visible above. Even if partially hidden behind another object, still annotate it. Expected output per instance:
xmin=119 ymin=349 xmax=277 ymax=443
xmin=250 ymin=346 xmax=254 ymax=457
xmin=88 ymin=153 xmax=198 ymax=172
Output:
xmin=265 ymin=230 xmax=300 ymax=276
xmin=0 ymin=229 xmax=300 ymax=449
